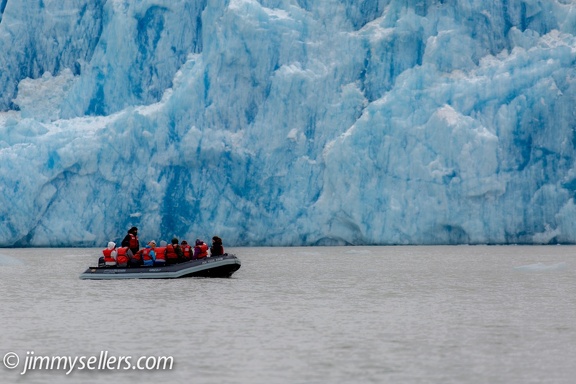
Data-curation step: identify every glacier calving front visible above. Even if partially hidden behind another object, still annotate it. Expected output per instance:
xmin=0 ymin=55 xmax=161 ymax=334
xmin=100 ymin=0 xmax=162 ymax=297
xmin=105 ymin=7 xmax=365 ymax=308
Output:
xmin=1 ymin=0 xmax=576 ymax=246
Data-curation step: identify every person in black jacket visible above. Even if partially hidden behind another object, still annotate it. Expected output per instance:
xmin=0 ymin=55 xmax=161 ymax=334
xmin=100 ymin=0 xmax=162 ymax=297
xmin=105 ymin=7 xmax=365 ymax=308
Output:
xmin=121 ymin=226 xmax=140 ymax=255
xmin=210 ymin=236 xmax=224 ymax=256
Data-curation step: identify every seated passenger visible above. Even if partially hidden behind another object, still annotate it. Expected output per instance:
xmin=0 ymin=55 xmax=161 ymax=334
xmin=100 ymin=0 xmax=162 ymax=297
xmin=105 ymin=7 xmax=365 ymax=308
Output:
xmin=141 ymin=241 xmax=157 ymax=267
xmin=102 ymin=242 xmax=117 ymax=267
xmin=180 ymin=240 xmax=192 ymax=262
xmin=131 ymin=249 xmax=143 ymax=267
xmin=154 ymin=241 xmax=166 ymax=267
xmin=165 ymin=238 xmax=184 ymax=265
xmin=193 ymin=239 xmax=208 ymax=259
xmin=210 ymin=236 xmax=224 ymax=256
xmin=116 ymin=246 xmax=131 ymax=268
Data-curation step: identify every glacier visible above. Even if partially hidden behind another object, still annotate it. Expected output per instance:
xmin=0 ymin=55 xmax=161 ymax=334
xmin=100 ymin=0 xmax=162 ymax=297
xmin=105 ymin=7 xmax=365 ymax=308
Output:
xmin=2 ymin=0 xmax=576 ymax=247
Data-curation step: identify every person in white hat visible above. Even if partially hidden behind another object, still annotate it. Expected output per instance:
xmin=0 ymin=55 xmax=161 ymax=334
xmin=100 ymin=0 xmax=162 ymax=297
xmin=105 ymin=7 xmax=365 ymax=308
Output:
xmin=102 ymin=241 xmax=117 ymax=267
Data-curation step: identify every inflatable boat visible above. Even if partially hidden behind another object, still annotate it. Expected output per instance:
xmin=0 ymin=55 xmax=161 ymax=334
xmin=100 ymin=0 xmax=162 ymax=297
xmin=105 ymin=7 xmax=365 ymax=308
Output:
xmin=79 ymin=254 xmax=241 ymax=280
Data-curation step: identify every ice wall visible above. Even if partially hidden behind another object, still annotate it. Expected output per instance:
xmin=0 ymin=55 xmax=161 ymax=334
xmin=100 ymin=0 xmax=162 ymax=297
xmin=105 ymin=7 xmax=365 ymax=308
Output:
xmin=1 ymin=0 xmax=576 ymax=246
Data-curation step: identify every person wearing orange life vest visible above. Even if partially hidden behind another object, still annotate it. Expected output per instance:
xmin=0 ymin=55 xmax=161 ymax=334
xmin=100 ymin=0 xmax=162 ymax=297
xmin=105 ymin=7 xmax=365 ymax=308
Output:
xmin=121 ymin=226 xmax=140 ymax=255
xmin=165 ymin=238 xmax=184 ymax=265
xmin=193 ymin=239 xmax=208 ymax=259
xmin=102 ymin=242 xmax=117 ymax=267
xmin=141 ymin=240 xmax=157 ymax=267
xmin=132 ymin=249 xmax=143 ymax=267
xmin=116 ymin=246 xmax=132 ymax=268
xmin=154 ymin=241 xmax=167 ymax=267
xmin=180 ymin=240 xmax=192 ymax=261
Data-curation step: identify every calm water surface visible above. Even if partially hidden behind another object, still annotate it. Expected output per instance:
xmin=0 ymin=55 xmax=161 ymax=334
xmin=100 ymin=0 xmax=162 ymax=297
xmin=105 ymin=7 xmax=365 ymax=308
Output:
xmin=0 ymin=246 xmax=575 ymax=384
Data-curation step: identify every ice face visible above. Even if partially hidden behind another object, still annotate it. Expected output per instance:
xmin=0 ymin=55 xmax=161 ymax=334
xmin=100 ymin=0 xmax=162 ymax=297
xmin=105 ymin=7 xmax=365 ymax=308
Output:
xmin=1 ymin=0 xmax=576 ymax=246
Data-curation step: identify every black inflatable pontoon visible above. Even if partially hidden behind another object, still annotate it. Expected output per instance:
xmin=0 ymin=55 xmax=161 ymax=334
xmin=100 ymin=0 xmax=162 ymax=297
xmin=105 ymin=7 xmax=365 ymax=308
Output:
xmin=80 ymin=254 xmax=241 ymax=280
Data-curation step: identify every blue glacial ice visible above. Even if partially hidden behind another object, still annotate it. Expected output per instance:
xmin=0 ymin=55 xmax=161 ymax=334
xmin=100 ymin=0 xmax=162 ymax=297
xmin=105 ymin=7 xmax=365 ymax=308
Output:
xmin=2 ymin=0 xmax=576 ymax=246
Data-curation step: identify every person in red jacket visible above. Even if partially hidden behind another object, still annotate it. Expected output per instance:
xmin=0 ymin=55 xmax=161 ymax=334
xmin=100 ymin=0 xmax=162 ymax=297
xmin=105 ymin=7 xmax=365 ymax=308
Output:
xmin=116 ymin=247 xmax=132 ymax=267
xmin=102 ymin=242 xmax=117 ymax=267
xmin=141 ymin=241 xmax=157 ymax=267
xmin=180 ymin=240 xmax=192 ymax=261
xmin=165 ymin=238 xmax=183 ymax=265
xmin=121 ymin=226 xmax=140 ymax=255
xmin=193 ymin=239 xmax=208 ymax=259
xmin=154 ymin=241 xmax=166 ymax=267
xmin=132 ymin=249 xmax=143 ymax=267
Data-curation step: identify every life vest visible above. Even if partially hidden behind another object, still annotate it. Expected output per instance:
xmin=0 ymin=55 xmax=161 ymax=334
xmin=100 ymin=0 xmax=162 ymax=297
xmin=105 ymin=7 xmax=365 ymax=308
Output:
xmin=165 ymin=244 xmax=179 ymax=261
xmin=181 ymin=244 xmax=192 ymax=260
xmin=193 ymin=243 xmax=208 ymax=259
xmin=116 ymin=247 xmax=129 ymax=267
xmin=141 ymin=248 xmax=155 ymax=266
xmin=154 ymin=247 xmax=166 ymax=262
xmin=102 ymin=248 xmax=117 ymax=266
xmin=133 ymin=250 xmax=143 ymax=262
xmin=128 ymin=234 xmax=139 ymax=251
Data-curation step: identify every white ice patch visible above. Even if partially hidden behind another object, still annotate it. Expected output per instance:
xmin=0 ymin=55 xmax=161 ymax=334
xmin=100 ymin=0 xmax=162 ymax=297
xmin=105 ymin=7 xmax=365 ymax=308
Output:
xmin=0 ymin=253 xmax=24 ymax=266
xmin=514 ymin=262 xmax=567 ymax=271
xmin=12 ymin=69 xmax=76 ymax=122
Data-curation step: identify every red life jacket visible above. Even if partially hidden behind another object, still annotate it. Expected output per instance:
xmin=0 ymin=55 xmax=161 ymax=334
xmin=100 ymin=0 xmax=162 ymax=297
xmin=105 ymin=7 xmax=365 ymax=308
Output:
xmin=181 ymin=244 xmax=192 ymax=259
xmin=165 ymin=244 xmax=179 ymax=260
xmin=116 ymin=247 xmax=129 ymax=266
xmin=133 ymin=250 xmax=143 ymax=261
xmin=154 ymin=247 xmax=166 ymax=261
xmin=102 ymin=248 xmax=116 ymax=266
xmin=141 ymin=248 xmax=154 ymax=265
xmin=194 ymin=243 xmax=208 ymax=259
xmin=128 ymin=234 xmax=139 ymax=250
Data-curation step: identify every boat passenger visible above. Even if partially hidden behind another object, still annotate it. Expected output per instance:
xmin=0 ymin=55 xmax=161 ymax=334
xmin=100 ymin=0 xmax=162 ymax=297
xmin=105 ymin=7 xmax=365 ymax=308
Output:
xmin=210 ymin=236 xmax=224 ymax=256
xmin=116 ymin=246 xmax=132 ymax=268
xmin=102 ymin=241 xmax=117 ymax=267
xmin=141 ymin=241 xmax=157 ymax=267
xmin=193 ymin=239 xmax=208 ymax=259
xmin=154 ymin=241 xmax=167 ymax=267
xmin=165 ymin=238 xmax=183 ymax=265
xmin=131 ymin=249 xmax=143 ymax=267
xmin=121 ymin=226 xmax=140 ymax=255
xmin=180 ymin=240 xmax=192 ymax=261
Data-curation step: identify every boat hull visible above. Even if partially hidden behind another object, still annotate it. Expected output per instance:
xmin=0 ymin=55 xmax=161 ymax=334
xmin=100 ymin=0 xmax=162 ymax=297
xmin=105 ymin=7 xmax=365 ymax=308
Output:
xmin=79 ymin=254 xmax=241 ymax=280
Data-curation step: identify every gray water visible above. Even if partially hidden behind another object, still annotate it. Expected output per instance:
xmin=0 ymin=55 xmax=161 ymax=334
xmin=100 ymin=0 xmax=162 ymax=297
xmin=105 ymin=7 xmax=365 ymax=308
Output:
xmin=0 ymin=246 xmax=575 ymax=384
